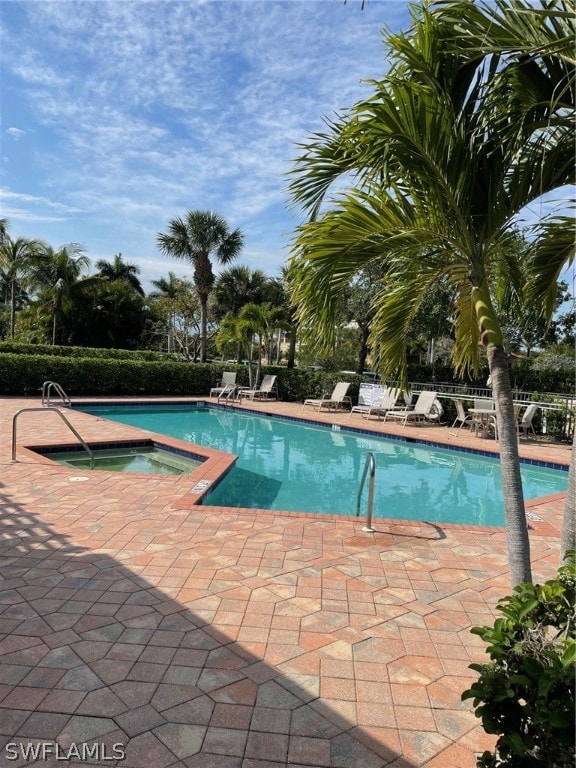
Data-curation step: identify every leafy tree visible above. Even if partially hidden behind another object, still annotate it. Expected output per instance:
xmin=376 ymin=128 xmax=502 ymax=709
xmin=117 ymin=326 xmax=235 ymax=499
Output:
xmin=70 ymin=279 xmax=149 ymax=349
xmin=148 ymin=275 xmax=201 ymax=360
xmin=96 ymin=253 xmax=145 ymax=296
xmin=157 ymin=210 xmax=244 ymax=362
xmin=345 ymin=263 xmax=386 ymax=374
xmin=288 ymin=1 xmax=574 ymax=586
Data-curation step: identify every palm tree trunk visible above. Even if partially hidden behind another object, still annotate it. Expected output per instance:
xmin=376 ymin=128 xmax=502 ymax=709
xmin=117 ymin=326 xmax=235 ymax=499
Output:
xmin=560 ymin=429 xmax=575 ymax=562
xmin=9 ymin=279 xmax=15 ymax=338
xmin=199 ymin=296 xmax=208 ymax=362
xmin=287 ymin=329 xmax=297 ymax=368
xmin=488 ymin=345 xmax=532 ymax=587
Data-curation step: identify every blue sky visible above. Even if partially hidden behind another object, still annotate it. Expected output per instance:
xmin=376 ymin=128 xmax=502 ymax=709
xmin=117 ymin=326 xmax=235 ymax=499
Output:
xmin=1 ymin=0 xmax=412 ymax=291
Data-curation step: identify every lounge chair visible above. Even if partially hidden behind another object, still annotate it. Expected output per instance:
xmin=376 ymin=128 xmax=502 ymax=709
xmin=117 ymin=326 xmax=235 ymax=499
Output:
xmin=383 ymin=390 xmax=438 ymax=425
xmin=210 ymin=371 xmax=237 ymax=398
xmin=448 ymin=399 xmax=474 ymax=437
xmin=303 ymin=381 xmax=352 ymax=411
xmin=351 ymin=387 xmax=401 ymax=420
xmin=518 ymin=403 xmax=538 ymax=438
xmin=239 ymin=374 xmax=278 ymax=401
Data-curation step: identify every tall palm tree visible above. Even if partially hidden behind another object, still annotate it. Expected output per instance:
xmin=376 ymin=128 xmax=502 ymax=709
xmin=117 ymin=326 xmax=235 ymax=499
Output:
xmin=96 ymin=253 xmax=145 ymax=296
xmin=288 ymin=1 xmax=573 ymax=587
xmin=0 ymin=234 xmax=46 ymax=337
xmin=157 ymin=210 xmax=244 ymax=362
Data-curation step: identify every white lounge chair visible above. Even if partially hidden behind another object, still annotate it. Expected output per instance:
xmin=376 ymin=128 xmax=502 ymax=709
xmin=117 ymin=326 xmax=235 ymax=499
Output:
xmin=239 ymin=374 xmax=278 ymax=401
xmin=351 ymin=387 xmax=401 ymax=420
xmin=448 ymin=399 xmax=474 ymax=436
xmin=303 ymin=381 xmax=352 ymax=411
xmin=383 ymin=390 xmax=438 ymax=425
xmin=210 ymin=371 xmax=237 ymax=398
xmin=518 ymin=403 xmax=538 ymax=438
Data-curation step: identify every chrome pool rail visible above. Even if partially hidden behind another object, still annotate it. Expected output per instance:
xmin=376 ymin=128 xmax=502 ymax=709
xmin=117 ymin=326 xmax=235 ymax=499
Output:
xmin=11 ymin=406 xmax=94 ymax=469
xmin=356 ymin=451 xmax=376 ymax=533
xmin=41 ymin=380 xmax=71 ymax=408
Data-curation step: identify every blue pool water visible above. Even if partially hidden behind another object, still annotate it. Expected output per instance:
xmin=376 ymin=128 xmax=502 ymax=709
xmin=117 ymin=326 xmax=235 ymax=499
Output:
xmin=77 ymin=404 xmax=568 ymax=526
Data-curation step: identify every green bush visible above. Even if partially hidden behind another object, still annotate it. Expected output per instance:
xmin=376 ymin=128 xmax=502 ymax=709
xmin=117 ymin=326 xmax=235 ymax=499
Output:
xmin=463 ymin=553 xmax=576 ymax=768
xmin=0 ymin=354 xmax=216 ymax=396
xmin=0 ymin=341 xmax=179 ymax=362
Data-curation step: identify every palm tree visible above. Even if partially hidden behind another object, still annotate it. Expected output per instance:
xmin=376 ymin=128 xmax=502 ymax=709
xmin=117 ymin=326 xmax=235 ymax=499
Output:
xmin=96 ymin=253 xmax=144 ymax=296
xmin=237 ymin=302 xmax=289 ymax=384
xmin=157 ymin=210 xmax=244 ymax=362
xmin=212 ymin=265 xmax=270 ymax=321
xmin=288 ymin=2 xmax=573 ymax=587
xmin=32 ymin=244 xmax=96 ymax=345
xmin=0 ymin=234 xmax=46 ymax=337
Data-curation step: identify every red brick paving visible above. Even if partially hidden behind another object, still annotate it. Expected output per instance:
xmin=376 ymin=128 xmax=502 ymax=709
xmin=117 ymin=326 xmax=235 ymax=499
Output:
xmin=0 ymin=395 xmax=570 ymax=767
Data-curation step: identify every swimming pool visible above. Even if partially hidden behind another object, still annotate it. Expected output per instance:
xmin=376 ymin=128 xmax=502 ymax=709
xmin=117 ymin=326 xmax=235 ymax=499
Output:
xmin=77 ymin=403 xmax=568 ymax=526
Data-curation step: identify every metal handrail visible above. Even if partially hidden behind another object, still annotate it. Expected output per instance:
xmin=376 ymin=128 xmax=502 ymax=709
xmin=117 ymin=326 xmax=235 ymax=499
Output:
xmin=356 ymin=452 xmax=376 ymax=533
xmin=42 ymin=381 xmax=71 ymax=408
xmin=11 ymin=407 xmax=94 ymax=469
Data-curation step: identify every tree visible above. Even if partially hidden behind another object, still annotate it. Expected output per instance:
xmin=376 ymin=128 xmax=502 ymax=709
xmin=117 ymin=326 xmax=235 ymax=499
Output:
xmin=96 ymin=253 xmax=144 ymax=296
xmin=0 ymin=233 xmax=46 ymax=337
xmin=31 ymin=244 xmax=96 ymax=345
xmin=288 ymin=1 xmax=574 ymax=587
xmin=148 ymin=274 xmax=202 ymax=359
xmin=212 ymin=265 xmax=270 ymax=320
xmin=157 ymin=210 xmax=244 ymax=362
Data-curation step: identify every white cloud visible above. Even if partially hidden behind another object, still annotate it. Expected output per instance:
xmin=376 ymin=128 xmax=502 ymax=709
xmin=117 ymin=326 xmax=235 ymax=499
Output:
xmin=1 ymin=0 xmax=406 ymax=282
xmin=7 ymin=127 xmax=26 ymax=139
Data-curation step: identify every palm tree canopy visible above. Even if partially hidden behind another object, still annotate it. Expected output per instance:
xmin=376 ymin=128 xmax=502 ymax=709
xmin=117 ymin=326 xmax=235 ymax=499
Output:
xmin=213 ymin=265 xmax=270 ymax=319
xmin=96 ymin=253 xmax=144 ymax=296
xmin=288 ymin=1 xmax=574 ymax=386
xmin=157 ymin=210 xmax=244 ymax=299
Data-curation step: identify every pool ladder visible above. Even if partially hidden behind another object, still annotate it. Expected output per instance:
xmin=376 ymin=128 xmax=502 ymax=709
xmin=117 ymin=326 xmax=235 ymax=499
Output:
xmin=11 ymin=406 xmax=94 ymax=469
xmin=42 ymin=380 xmax=71 ymax=407
xmin=356 ymin=452 xmax=376 ymax=532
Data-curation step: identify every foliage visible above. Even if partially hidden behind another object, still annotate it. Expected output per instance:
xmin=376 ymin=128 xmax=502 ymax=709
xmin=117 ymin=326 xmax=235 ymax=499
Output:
xmin=297 ymin=326 xmax=360 ymax=372
xmin=463 ymin=552 xmax=576 ymax=767
xmin=287 ymin=0 xmax=574 ymax=586
xmin=147 ymin=276 xmax=202 ymax=360
xmin=156 ymin=210 xmax=244 ymax=362
xmin=0 ymin=341 xmax=179 ymax=361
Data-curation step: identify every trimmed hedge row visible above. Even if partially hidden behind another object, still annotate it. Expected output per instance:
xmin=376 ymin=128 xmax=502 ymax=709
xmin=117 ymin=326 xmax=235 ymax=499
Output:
xmin=0 ymin=342 xmax=179 ymax=362
xmin=0 ymin=354 xmax=367 ymax=401
xmin=0 ymin=351 xmax=572 ymax=402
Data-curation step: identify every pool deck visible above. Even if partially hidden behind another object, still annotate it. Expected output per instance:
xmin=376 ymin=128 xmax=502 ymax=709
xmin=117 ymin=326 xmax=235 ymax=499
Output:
xmin=0 ymin=395 xmax=570 ymax=768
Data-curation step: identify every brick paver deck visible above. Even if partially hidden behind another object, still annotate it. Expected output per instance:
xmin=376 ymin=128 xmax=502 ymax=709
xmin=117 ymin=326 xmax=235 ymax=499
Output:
xmin=0 ymin=395 xmax=569 ymax=768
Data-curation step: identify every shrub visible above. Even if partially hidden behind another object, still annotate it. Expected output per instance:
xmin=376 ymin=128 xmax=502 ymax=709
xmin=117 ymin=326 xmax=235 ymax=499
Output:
xmin=463 ymin=553 xmax=576 ymax=768
xmin=0 ymin=341 xmax=179 ymax=362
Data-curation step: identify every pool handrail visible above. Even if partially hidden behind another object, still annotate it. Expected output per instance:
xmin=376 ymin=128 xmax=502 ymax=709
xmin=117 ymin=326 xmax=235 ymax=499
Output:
xmin=11 ymin=406 xmax=94 ymax=469
xmin=42 ymin=380 xmax=71 ymax=408
xmin=356 ymin=452 xmax=376 ymax=533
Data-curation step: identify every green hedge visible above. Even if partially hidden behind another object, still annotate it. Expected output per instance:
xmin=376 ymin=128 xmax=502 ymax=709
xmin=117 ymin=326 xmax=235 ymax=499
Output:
xmin=0 ymin=342 xmax=179 ymax=362
xmin=0 ymin=350 xmax=572 ymax=401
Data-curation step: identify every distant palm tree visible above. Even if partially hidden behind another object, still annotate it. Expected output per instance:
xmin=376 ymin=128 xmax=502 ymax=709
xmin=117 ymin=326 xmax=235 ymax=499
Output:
xmin=96 ymin=253 xmax=144 ymax=296
xmin=0 ymin=233 xmax=46 ymax=337
xmin=213 ymin=265 xmax=269 ymax=320
xmin=157 ymin=210 xmax=244 ymax=362
xmin=32 ymin=244 xmax=96 ymax=344
xmin=149 ymin=271 xmax=182 ymax=301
